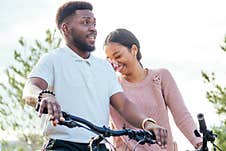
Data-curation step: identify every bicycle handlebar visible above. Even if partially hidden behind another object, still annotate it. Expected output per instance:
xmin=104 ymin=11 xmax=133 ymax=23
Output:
xmin=58 ymin=111 xmax=156 ymax=145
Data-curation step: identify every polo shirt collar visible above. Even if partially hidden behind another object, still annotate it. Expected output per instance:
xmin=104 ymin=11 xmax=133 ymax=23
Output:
xmin=64 ymin=45 xmax=94 ymax=65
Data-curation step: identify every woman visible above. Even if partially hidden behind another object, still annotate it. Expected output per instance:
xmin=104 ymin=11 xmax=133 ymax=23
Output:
xmin=104 ymin=28 xmax=202 ymax=151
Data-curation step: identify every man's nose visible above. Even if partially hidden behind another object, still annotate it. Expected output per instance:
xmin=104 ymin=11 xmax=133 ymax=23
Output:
xmin=89 ymin=24 xmax=96 ymax=31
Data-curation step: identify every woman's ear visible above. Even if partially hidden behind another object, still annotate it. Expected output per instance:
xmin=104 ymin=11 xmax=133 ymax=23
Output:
xmin=131 ymin=44 xmax=138 ymax=57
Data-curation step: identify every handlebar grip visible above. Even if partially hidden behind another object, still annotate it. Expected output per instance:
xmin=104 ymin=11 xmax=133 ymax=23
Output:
xmin=127 ymin=130 xmax=156 ymax=144
xmin=35 ymin=103 xmax=48 ymax=114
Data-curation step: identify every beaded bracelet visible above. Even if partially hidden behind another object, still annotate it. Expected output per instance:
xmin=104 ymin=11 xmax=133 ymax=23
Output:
xmin=37 ymin=90 xmax=55 ymax=102
xmin=35 ymin=90 xmax=55 ymax=112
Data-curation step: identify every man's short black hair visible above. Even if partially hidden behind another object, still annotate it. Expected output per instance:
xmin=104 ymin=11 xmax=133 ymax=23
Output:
xmin=56 ymin=1 xmax=93 ymax=30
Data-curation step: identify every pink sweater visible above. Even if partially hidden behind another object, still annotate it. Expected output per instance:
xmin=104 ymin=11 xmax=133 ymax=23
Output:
xmin=110 ymin=68 xmax=202 ymax=151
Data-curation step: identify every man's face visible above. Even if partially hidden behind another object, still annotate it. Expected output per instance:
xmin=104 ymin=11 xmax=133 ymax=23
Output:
xmin=65 ymin=9 xmax=97 ymax=52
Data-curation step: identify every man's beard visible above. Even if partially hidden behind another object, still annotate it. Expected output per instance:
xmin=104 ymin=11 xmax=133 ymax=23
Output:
xmin=71 ymin=30 xmax=95 ymax=52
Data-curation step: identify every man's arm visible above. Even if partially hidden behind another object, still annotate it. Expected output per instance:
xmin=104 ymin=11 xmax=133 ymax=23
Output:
xmin=110 ymin=92 xmax=167 ymax=148
xmin=23 ymin=77 xmax=63 ymax=126
xmin=22 ymin=77 xmax=48 ymax=107
xmin=110 ymin=92 xmax=145 ymax=128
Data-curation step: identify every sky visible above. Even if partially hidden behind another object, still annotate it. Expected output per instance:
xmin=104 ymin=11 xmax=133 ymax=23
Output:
xmin=0 ymin=0 xmax=226 ymax=150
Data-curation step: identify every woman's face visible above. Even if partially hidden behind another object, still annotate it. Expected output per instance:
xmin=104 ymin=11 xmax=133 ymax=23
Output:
xmin=104 ymin=42 xmax=134 ymax=74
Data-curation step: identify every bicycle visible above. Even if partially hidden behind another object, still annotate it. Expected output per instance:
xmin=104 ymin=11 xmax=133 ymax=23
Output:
xmin=55 ymin=111 xmax=156 ymax=151
xmin=38 ymin=104 xmax=222 ymax=151
xmin=36 ymin=102 xmax=157 ymax=151
xmin=57 ymin=112 xmax=223 ymax=151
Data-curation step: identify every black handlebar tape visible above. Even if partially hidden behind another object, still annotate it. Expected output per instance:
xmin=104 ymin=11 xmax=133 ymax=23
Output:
xmin=35 ymin=103 xmax=48 ymax=114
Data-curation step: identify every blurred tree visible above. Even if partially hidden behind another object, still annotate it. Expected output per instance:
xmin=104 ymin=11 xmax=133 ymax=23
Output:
xmin=201 ymin=35 xmax=226 ymax=150
xmin=0 ymin=29 xmax=61 ymax=151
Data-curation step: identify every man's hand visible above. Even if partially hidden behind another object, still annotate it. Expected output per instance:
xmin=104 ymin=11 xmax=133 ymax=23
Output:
xmin=38 ymin=95 xmax=64 ymax=126
xmin=144 ymin=122 xmax=168 ymax=149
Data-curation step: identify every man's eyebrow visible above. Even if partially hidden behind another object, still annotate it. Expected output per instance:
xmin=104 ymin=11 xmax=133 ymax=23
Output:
xmin=81 ymin=16 xmax=96 ymax=20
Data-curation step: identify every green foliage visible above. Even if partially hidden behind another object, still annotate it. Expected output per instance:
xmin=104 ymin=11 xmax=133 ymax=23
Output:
xmin=212 ymin=125 xmax=226 ymax=150
xmin=0 ymin=140 xmax=26 ymax=151
xmin=201 ymin=36 xmax=226 ymax=150
xmin=202 ymin=72 xmax=226 ymax=115
xmin=220 ymin=35 xmax=226 ymax=52
xmin=0 ymin=29 xmax=61 ymax=150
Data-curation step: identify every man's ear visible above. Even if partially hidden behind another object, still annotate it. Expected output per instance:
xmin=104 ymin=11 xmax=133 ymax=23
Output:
xmin=131 ymin=44 xmax=138 ymax=57
xmin=61 ymin=23 xmax=69 ymax=35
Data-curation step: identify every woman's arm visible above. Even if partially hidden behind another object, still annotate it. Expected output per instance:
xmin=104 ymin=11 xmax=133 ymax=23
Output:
xmin=160 ymin=69 xmax=202 ymax=148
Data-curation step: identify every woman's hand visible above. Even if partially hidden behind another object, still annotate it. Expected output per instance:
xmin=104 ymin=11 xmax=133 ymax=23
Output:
xmin=195 ymin=141 xmax=203 ymax=150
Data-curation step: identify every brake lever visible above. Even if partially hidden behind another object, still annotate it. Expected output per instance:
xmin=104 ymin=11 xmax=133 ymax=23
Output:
xmin=144 ymin=130 xmax=156 ymax=144
xmin=138 ymin=130 xmax=156 ymax=144
xmin=58 ymin=119 xmax=80 ymax=128
xmin=57 ymin=112 xmax=80 ymax=128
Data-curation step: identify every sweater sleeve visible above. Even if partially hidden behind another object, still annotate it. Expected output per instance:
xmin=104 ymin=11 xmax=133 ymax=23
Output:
xmin=160 ymin=68 xmax=202 ymax=147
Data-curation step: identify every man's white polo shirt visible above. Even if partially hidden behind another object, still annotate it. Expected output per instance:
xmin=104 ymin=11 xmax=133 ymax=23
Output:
xmin=29 ymin=46 xmax=122 ymax=143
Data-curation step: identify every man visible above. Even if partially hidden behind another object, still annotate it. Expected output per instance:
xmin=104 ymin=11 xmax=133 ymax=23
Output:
xmin=23 ymin=1 xmax=167 ymax=150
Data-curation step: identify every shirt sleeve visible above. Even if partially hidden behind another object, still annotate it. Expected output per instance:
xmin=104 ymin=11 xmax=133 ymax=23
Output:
xmin=160 ymin=68 xmax=202 ymax=147
xmin=106 ymin=62 xmax=123 ymax=97
xmin=28 ymin=53 xmax=54 ymax=87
